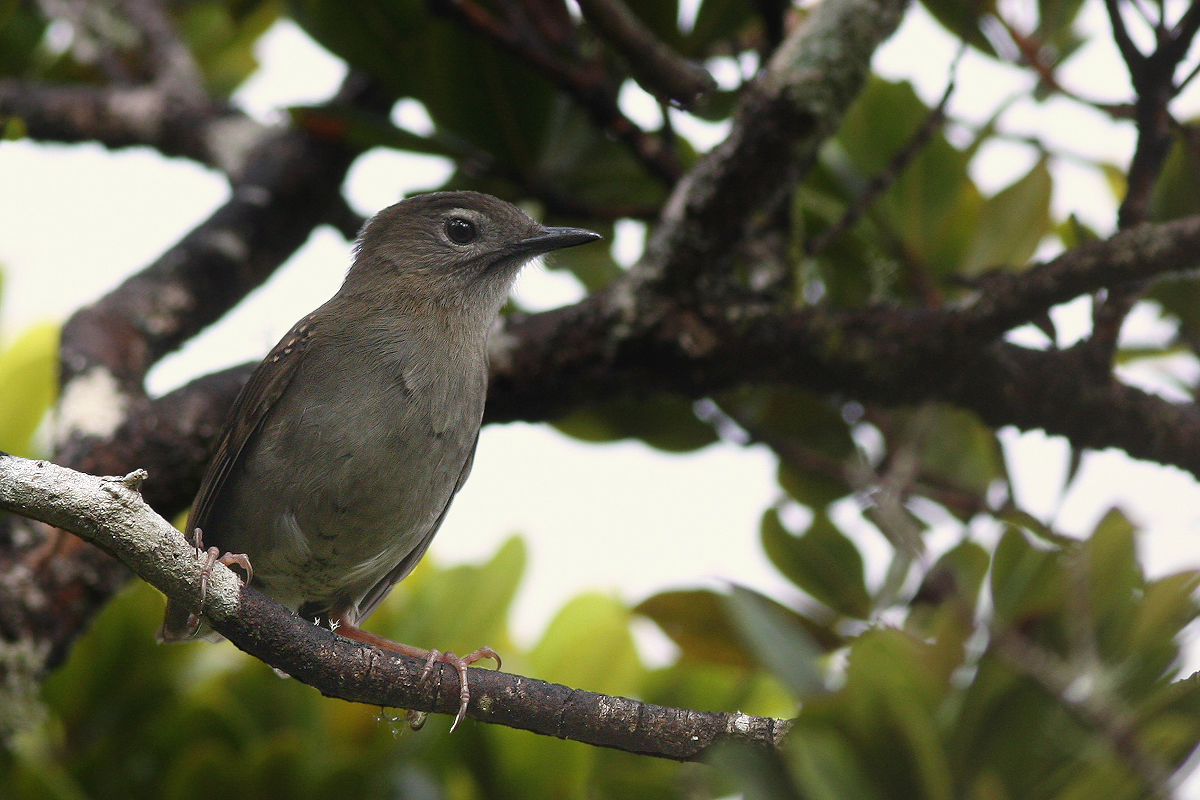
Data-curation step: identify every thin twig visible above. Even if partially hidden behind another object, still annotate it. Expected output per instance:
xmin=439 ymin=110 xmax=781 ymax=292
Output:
xmin=575 ymin=0 xmax=716 ymax=107
xmin=434 ymin=0 xmax=682 ymax=182
xmin=805 ymin=54 xmax=959 ymax=258
xmin=995 ymin=628 xmax=1176 ymax=800
xmin=1105 ymin=0 xmax=1146 ymax=70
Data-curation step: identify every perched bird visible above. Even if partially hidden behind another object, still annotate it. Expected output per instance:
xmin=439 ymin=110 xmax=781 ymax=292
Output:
xmin=160 ymin=191 xmax=600 ymax=729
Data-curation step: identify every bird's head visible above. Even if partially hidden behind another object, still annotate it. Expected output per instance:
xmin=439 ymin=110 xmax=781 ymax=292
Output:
xmin=347 ymin=191 xmax=600 ymax=323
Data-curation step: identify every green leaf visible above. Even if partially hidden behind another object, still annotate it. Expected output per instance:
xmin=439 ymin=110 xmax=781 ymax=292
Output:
xmin=723 ymin=585 xmax=824 ymax=697
xmin=1084 ymin=508 xmax=1142 ymax=653
xmin=179 ymin=1 xmax=282 ymax=97
xmin=1037 ymin=0 xmax=1088 ymax=52
xmin=489 ymin=593 xmax=643 ymax=800
xmin=814 ymin=630 xmax=954 ymax=800
xmin=1000 ymin=507 xmax=1077 ymax=547
xmin=368 ymin=535 xmax=524 ymax=657
xmin=1057 ymin=213 xmax=1101 ymax=249
xmin=292 ymin=0 xmax=558 ymax=173
xmin=684 ymin=0 xmax=758 ymax=56
xmin=784 ymin=727 xmax=883 ymax=800
xmin=911 ymin=404 xmax=1006 ymax=501
xmin=637 ymin=588 xmax=843 ymax=669
xmin=635 ymin=589 xmax=756 ymax=668
xmin=0 ymin=322 xmax=59 ymax=458
xmin=288 ymin=105 xmax=461 ymax=159
xmin=622 ymin=0 xmax=682 ymax=47
xmin=708 ymin=740 xmax=800 ymax=800
xmin=552 ymin=394 xmax=718 ymax=452
xmin=961 ymin=158 xmax=1053 ymax=275
xmin=1149 ymin=274 xmax=1200 ymax=347
xmin=918 ymin=0 xmax=998 ymax=55
xmin=777 ymin=461 xmax=850 ymax=509
xmin=907 ymin=540 xmax=990 ymax=635
xmin=1150 ymin=131 xmax=1200 ymax=222
xmin=720 ymin=387 xmax=854 ymax=459
xmin=990 ymin=526 xmax=1065 ymax=627
xmin=530 ymin=593 xmax=643 ymax=697
xmin=833 ymin=78 xmax=984 ymax=285
xmin=761 ymin=509 xmax=872 ymax=619
xmin=1134 ymin=570 xmax=1200 ymax=649
xmin=0 ymin=0 xmax=47 ymax=77
xmin=534 ymin=98 xmax=675 ymax=211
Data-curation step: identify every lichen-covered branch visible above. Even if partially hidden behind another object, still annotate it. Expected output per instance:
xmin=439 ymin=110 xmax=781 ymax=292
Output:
xmin=0 ymin=453 xmax=791 ymax=758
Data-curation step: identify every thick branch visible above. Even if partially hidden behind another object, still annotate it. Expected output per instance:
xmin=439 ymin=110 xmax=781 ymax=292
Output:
xmin=0 ymin=454 xmax=790 ymax=758
xmin=639 ymin=0 xmax=908 ymax=293
xmin=0 ymin=80 xmax=266 ymax=172
xmin=958 ymin=215 xmax=1200 ymax=336
xmin=487 ymin=215 xmax=1200 ymax=477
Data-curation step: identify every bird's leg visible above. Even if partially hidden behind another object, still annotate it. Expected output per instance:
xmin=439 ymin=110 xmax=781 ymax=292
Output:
xmin=327 ymin=615 xmax=500 ymax=732
xmin=187 ymin=528 xmax=253 ymax=635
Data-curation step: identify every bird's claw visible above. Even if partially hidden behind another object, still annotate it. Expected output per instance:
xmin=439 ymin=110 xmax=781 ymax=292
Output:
xmin=417 ymin=646 xmax=502 ymax=732
xmin=185 ymin=528 xmax=253 ymax=635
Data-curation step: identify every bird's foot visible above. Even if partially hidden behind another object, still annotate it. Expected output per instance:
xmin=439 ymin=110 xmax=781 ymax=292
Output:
xmin=186 ymin=528 xmax=253 ymax=636
xmin=417 ymin=647 xmax=502 ymax=732
xmin=329 ymin=619 xmax=500 ymax=732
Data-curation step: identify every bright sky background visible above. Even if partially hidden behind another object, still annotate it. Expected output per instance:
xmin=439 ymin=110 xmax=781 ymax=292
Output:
xmin=4 ymin=5 xmax=1200 ymax=771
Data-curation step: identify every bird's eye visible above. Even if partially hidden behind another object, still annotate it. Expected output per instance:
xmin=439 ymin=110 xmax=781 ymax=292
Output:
xmin=445 ymin=217 xmax=477 ymax=245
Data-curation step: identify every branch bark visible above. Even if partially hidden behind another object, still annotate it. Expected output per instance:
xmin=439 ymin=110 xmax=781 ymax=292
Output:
xmin=0 ymin=79 xmax=266 ymax=172
xmin=0 ymin=453 xmax=790 ymax=757
xmin=487 ymin=214 xmax=1200 ymax=476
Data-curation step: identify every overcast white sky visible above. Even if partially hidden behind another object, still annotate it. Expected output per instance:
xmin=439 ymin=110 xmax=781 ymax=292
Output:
xmin=3 ymin=2 xmax=1200 ymax=714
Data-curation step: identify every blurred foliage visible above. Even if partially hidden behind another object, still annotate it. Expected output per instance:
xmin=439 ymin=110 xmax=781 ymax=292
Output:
xmin=5 ymin=0 xmax=1200 ymax=797
xmin=700 ymin=510 xmax=1200 ymax=800
xmin=0 ymin=313 xmax=58 ymax=458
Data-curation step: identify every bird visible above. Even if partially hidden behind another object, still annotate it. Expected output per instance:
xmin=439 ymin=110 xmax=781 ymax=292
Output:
xmin=159 ymin=190 xmax=601 ymax=730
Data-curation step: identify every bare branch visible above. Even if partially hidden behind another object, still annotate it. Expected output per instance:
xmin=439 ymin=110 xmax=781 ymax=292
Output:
xmin=0 ymin=80 xmax=267 ymax=172
xmin=1105 ymin=0 xmax=1145 ymax=70
xmin=119 ymin=0 xmax=209 ymax=106
xmin=575 ymin=0 xmax=716 ymax=107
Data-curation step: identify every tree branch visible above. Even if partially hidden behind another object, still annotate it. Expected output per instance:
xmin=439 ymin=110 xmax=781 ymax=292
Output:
xmin=0 ymin=79 xmax=267 ymax=172
xmin=638 ymin=0 xmax=909 ymax=294
xmin=487 ymin=215 xmax=1200 ymax=476
xmin=0 ymin=453 xmax=790 ymax=757
xmin=119 ymin=0 xmax=209 ymax=106
xmin=575 ymin=0 xmax=716 ymax=107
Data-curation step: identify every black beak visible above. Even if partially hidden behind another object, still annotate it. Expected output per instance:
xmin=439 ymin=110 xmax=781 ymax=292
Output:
xmin=514 ymin=226 xmax=602 ymax=255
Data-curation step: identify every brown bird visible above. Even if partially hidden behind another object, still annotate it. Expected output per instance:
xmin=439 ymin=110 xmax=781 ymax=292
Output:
xmin=160 ymin=191 xmax=600 ymax=729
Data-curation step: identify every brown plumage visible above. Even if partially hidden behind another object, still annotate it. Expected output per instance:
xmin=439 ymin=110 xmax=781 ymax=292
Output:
xmin=159 ymin=191 xmax=600 ymax=729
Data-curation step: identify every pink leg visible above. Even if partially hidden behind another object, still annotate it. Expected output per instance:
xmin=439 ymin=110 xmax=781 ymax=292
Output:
xmin=186 ymin=528 xmax=253 ymax=635
xmin=329 ymin=616 xmax=500 ymax=732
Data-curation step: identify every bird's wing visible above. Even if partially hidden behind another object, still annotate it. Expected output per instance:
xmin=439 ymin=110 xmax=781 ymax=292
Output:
xmin=161 ymin=313 xmax=318 ymax=642
xmin=186 ymin=312 xmax=320 ymax=542
xmin=353 ymin=430 xmax=479 ymax=623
